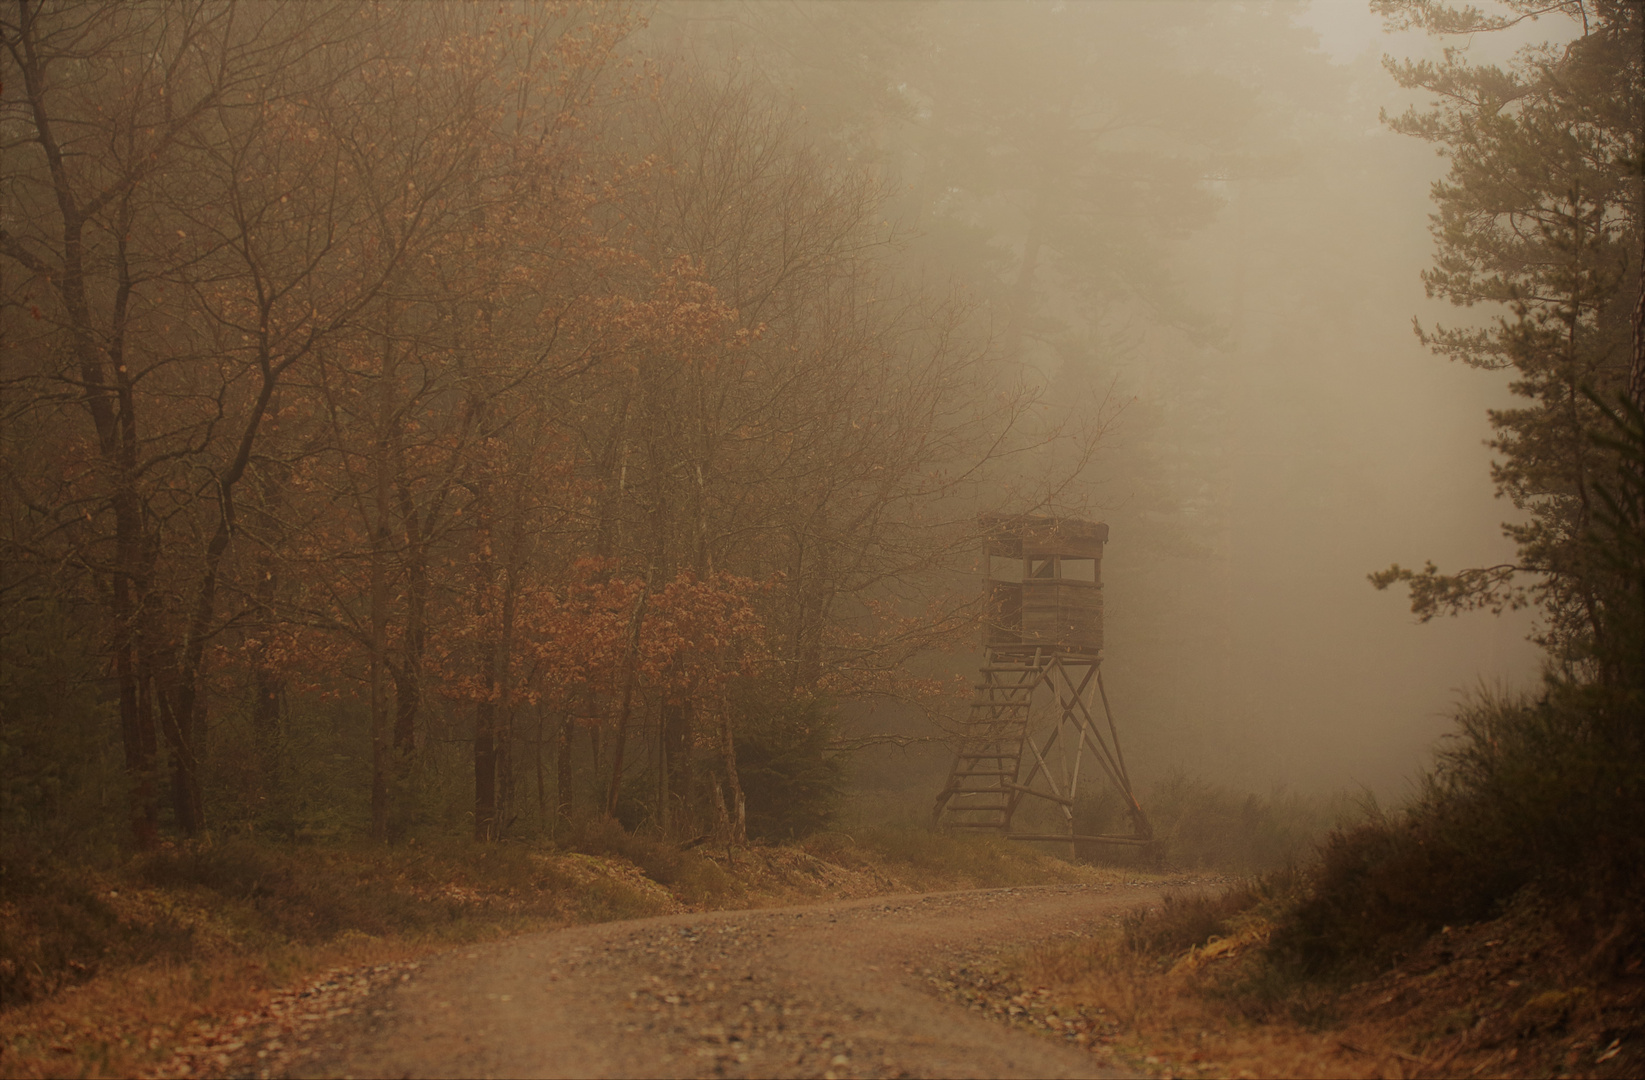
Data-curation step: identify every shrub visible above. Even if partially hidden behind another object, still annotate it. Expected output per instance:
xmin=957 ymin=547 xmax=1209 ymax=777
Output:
xmin=562 ymin=816 xmax=736 ymax=905
xmin=0 ymin=856 xmax=192 ymax=1007
xmin=1073 ymin=774 xmax=1349 ymax=873
xmin=0 ymin=601 xmax=125 ymax=855
xmin=736 ymin=698 xmax=843 ymax=841
xmin=1270 ymin=685 xmax=1645 ymax=977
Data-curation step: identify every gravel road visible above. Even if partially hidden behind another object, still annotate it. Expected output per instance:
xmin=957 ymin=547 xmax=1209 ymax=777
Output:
xmin=263 ymin=881 xmax=1177 ymax=1080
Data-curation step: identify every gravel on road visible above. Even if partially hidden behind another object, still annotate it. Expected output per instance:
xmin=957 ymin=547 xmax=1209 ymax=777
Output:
xmin=220 ymin=881 xmax=1187 ymax=1080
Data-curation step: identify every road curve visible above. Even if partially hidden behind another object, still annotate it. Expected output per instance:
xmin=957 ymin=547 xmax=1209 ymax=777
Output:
xmin=290 ymin=882 xmax=1174 ymax=1079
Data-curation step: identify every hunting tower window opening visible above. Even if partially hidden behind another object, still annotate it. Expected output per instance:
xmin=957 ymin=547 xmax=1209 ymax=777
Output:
xmin=986 ymin=555 xmax=1099 ymax=584
xmin=1059 ymin=558 xmax=1097 ymax=583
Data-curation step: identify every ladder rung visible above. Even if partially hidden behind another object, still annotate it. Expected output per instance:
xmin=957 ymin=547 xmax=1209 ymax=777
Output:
xmin=943 ymin=654 xmax=1044 ymax=838
xmin=1005 ymin=834 xmax=1149 ymax=846
xmin=1008 ymin=783 xmax=1074 ymax=806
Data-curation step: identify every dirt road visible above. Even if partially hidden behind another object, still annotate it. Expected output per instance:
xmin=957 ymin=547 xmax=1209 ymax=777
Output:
xmin=270 ymin=881 xmax=1177 ymax=1079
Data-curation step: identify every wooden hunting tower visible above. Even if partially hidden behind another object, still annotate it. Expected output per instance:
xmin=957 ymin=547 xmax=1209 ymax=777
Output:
xmin=981 ymin=513 xmax=1108 ymax=656
xmin=934 ymin=514 xmax=1152 ymax=851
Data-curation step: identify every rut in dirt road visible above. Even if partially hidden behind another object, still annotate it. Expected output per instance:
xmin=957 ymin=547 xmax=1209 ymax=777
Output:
xmin=267 ymin=882 xmax=1182 ymax=1080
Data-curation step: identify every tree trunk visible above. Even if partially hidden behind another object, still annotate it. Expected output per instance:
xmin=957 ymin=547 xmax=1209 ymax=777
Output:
xmin=394 ymin=474 xmax=427 ymax=757
xmin=497 ymin=707 xmax=515 ymax=838
xmin=473 ymin=568 xmax=499 ymax=841
xmin=605 ymin=577 xmax=652 ymax=820
xmin=472 ymin=464 xmax=499 ymax=841
xmin=556 ymin=713 xmax=576 ymax=827
xmin=717 ymin=706 xmax=745 ymax=844
xmin=367 ymin=318 xmax=401 ymax=841
xmin=251 ymin=470 xmax=284 ymax=800
xmin=368 ymin=534 xmax=392 ymax=841
xmin=120 ymin=648 xmax=159 ymax=849
xmin=1632 ymin=198 xmax=1644 ymax=416
xmin=475 ymin=699 xmax=498 ymax=841
xmin=16 ymin=14 xmax=170 ymax=848
xmin=490 ymin=467 xmax=532 ymax=839
xmin=155 ymin=656 xmax=203 ymax=836
xmin=163 ymin=307 xmax=288 ymax=839
xmin=535 ymin=703 xmax=547 ymax=827
xmin=1632 ymin=9 xmax=1644 ymax=417
xmin=661 ymin=701 xmax=694 ymax=838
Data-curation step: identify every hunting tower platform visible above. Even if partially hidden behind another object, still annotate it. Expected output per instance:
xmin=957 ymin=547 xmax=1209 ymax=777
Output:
xmin=933 ymin=514 xmax=1152 ymax=851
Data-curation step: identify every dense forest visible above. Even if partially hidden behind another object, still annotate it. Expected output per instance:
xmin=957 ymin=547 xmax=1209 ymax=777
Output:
xmin=0 ymin=0 xmax=1353 ymax=853
xmin=1 ymin=0 xmax=1640 ymax=906
xmin=0 ymin=1 xmax=1082 ymax=850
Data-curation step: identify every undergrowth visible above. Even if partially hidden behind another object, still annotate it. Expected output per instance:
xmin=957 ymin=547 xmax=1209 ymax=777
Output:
xmin=804 ymin=823 xmax=1101 ymax=890
xmin=1269 ymin=684 xmax=1645 ymax=984
xmin=0 ymin=836 xmax=675 ymax=1010
xmin=994 ymin=672 xmax=1645 ymax=1077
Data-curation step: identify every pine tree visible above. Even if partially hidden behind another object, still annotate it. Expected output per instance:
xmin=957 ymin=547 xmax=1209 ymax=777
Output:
xmin=1371 ymin=0 xmax=1644 ymax=669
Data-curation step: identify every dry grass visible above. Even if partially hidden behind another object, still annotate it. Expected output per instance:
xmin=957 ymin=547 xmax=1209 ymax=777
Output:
xmin=803 ymin=824 xmax=1118 ymax=892
xmin=0 ymin=825 xmax=1130 ymax=1079
xmin=974 ymin=880 xmax=1645 ymax=1080
xmin=0 ymin=839 xmax=678 ymax=1079
xmin=0 ymin=935 xmax=429 ymax=1079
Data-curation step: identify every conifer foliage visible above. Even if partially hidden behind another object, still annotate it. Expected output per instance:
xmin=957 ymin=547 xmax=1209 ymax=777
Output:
xmin=1328 ymin=0 xmax=1645 ymax=961
xmin=1370 ymin=0 xmax=1644 ymax=674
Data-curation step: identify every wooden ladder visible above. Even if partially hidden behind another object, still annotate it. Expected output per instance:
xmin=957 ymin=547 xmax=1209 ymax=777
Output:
xmin=931 ymin=649 xmax=1050 ymax=829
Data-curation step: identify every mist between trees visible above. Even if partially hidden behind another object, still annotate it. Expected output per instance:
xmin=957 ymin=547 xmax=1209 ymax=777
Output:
xmin=2 ymin=1 xmax=1635 ymax=864
xmin=0 ymin=0 xmax=1101 ymax=852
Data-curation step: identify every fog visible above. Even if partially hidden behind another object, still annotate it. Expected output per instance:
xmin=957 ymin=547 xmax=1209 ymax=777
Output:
xmin=648 ymin=0 xmax=1547 ymax=799
xmin=6 ymin=7 xmax=1637 ymax=1066
xmin=6 ymin=0 xmax=1576 ymax=854
xmin=1100 ymin=11 xmax=1545 ymax=797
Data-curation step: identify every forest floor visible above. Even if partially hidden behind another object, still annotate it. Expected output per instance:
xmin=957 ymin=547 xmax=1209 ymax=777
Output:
xmin=0 ymin=828 xmax=1136 ymax=1079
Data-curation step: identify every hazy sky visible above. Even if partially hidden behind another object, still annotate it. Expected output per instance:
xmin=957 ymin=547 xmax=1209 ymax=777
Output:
xmin=1298 ymin=0 xmax=1397 ymax=60
xmin=1298 ymin=0 xmax=1581 ymax=62
xmin=1065 ymin=0 xmax=1564 ymax=799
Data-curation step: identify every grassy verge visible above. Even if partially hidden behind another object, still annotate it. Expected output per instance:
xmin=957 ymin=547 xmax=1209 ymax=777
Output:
xmin=0 ymin=824 xmax=1125 ymax=1079
xmin=972 ymin=874 xmax=1643 ymax=1079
